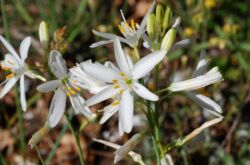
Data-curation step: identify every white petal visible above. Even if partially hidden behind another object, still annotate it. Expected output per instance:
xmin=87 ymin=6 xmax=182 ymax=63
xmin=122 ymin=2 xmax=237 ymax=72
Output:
xmin=192 ymin=50 xmax=208 ymax=77
xmin=82 ymin=62 xmax=119 ymax=83
xmin=49 ymin=50 xmax=67 ymax=78
xmin=0 ymin=35 xmax=21 ymax=63
xmin=0 ymin=77 xmax=18 ymax=98
xmin=119 ymin=90 xmax=134 ymax=133
xmin=85 ymin=85 xmax=120 ymax=106
xmin=132 ymin=50 xmax=166 ymax=79
xmin=48 ymin=88 xmax=66 ymax=127
xmin=114 ymin=37 xmax=130 ymax=75
xmin=133 ymin=82 xmax=158 ymax=101
xmin=19 ymin=37 xmax=31 ymax=62
xmin=37 ymin=80 xmax=60 ymax=93
xmin=90 ymin=40 xmax=113 ymax=48
xmin=99 ymin=104 xmax=119 ymax=124
xmin=70 ymin=95 xmax=96 ymax=120
xmin=1 ymin=54 xmax=20 ymax=69
xmin=169 ymin=68 xmax=222 ymax=92
xmin=187 ymin=92 xmax=222 ymax=113
xmin=20 ymin=76 xmax=27 ymax=111
xmin=137 ymin=1 xmax=155 ymax=37
xmin=171 ymin=39 xmax=192 ymax=51
xmin=92 ymin=30 xmax=128 ymax=44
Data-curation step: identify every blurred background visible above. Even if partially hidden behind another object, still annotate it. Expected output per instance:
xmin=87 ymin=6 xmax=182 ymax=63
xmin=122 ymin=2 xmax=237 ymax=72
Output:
xmin=0 ymin=0 xmax=249 ymax=164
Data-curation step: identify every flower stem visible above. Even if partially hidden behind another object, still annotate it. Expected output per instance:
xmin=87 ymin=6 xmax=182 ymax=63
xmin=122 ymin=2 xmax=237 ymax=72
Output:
xmin=65 ymin=114 xmax=85 ymax=165
xmin=133 ymin=46 xmax=140 ymax=61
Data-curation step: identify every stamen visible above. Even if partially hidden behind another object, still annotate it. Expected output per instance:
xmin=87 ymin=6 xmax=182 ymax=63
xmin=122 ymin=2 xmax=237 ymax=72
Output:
xmin=74 ymin=86 xmax=81 ymax=92
xmin=118 ymin=25 xmax=125 ymax=35
xmin=131 ymin=19 xmax=135 ymax=30
xmin=114 ymin=84 xmax=120 ymax=89
xmin=66 ymin=92 xmax=71 ymax=97
xmin=112 ymin=100 xmax=120 ymax=106
xmin=7 ymin=60 xmax=14 ymax=65
xmin=120 ymin=72 xmax=125 ymax=77
xmin=119 ymin=89 xmax=124 ymax=94
xmin=120 ymin=9 xmax=127 ymax=22
xmin=112 ymin=79 xmax=118 ymax=84
xmin=6 ymin=73 xmax=14 ymax=79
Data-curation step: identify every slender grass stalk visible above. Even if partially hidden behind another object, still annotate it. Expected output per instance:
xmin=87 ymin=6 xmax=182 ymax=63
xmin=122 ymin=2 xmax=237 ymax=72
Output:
xmin=1 ymin=0 xmax=10 ymax=40
xmin=65 ymin=114 xmax=85 ymax=165
xmin=35 ymin=145 xmax=45 ymax=165
xmin=14 ymin=0 xmax=34 ymax=25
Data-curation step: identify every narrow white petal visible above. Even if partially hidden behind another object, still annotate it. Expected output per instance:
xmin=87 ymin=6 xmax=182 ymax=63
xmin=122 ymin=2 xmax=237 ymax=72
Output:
xmin=90 ymin=40 xmax=113 ymax=48
xmin=0 ymin=77 xmax=18 ymax=98
xmin=114 ymin=37 xmax=130 ymax=75
xmin=48 ymin=88 xmax=66 ymax=127
xmin=1 ymin=54 xmax=20 ymax=69
xmin=119 ymin=90 xmax=134 ymax=133
xmin=137 ymin=1 xmax=155 ymax=36
xmin=187 ymin=92 xmax=222 ymax=113
xmin=82 ymin=62 xmax=119 ymax=83
xmin=20 ymin=76 xmax=27 ymax=111
xmin=20 ymin=37 xmax=31 ymax=62
xmin=49 ymin=50 xmax=67 ymax=78
xmin=92 ymin=30 xmax=128 ymax=44
xmin=85 ymin=85 xmax=120 ymax=106
xmin=169 ymin=69 xmax=222 ymax=92
xmin=132 ymin=50 xmax=166 ymax=79
xmin=0 ymin=35 xmax=21 ymax=63
xmin=133 ymin=82 xmax=158 ymax=101
xmin=99 ymin=104 xmax=119 ymax=124
xmin=171 ymin=39 xmax=192 ymax=51
xmin=37 ymin=80 xmax=60 ymax=93
xmin=192 ymin=51 xmax=208 ymax=77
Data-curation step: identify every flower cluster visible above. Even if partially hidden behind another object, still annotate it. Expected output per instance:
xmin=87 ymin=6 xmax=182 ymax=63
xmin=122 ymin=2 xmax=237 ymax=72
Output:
xmin=0 ymin=1 xmax=224 ymax=164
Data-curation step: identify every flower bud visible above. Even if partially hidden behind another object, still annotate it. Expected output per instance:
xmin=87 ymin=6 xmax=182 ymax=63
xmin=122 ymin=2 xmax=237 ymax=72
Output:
xmin=147 ymin=13 xmax=157 ymax=41
xmin=161 ymin=28 xmax=176 ymax=51
xmin=39 ymin=21 xmax=50 ymax=50
xmin=162 ymin=6 xmax=172 ymax=34
xmin=156 ymin=4 xmax=164 ymax=34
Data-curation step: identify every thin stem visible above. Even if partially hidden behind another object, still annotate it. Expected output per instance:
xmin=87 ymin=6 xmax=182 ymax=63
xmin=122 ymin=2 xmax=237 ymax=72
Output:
xmin=133 ymin=46 xmax=140 ymax=61
xmin=1 ymin=0 xmax=10 ymax=40
xmin=35 ymin=145 xmax=45 ymax=165
xmin=65 ymin=114 xmax=85 ymax=165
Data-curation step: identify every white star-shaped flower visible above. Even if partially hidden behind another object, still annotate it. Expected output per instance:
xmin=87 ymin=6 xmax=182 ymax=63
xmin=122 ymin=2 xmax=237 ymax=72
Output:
xmin=84 ymin=37 xmax=166 ymax=135
xmin=90 ymin=1 xmax=155 ymax=48
xmin=0 ymin=35 xmax=34 ymax=111
xmin=37 ymin=50 xmax=96 ymax=127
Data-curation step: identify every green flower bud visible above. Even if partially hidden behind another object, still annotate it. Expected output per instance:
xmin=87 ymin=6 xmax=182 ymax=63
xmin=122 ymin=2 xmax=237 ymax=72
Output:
xmin=161 ymin=28 xmax=176 ymax=51
xmin=162 ymin=6 xmax=172 ymax=34
xmin=147 ymin=13 xmax=156 ymax=41
xmin=156 ymin=4 xmax=164 ymax=34
xmin=39 ymin=21 xmax=50 ymax=50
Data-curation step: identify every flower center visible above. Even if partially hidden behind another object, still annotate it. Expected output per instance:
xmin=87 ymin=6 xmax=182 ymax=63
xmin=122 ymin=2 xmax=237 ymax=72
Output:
xmin=118 ymin=19 xmax=137 ymax=37
xmin=61 ymin=77 xmax=81 ymax=97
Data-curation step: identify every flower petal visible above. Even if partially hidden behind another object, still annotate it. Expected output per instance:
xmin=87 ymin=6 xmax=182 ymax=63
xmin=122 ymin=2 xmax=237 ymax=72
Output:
xmin=19 ymin=37 xmax=31 ymax=62
xmin=85 ymin=85 xmax=120 ymax=106
xmin=37 ymin=80 xmax=60 ymax=93
xmin=70 ymin=95 xmax=96 ymax=120
xmin=92 ymin=30 xmax=128 ymax=44
xmin=1 ymin=53 xmax=20 ymax=69
xmin=90 ymin=40 xmax=113 ymax=48
xmin=169 ymin=67 xmax=222 ymax=92
xmin=82 ymin=62 xmax=119 ymax=83
xmin=113 ymin=37 xmax=130 ymax=75
xmin=0 ymin=77 xmax=18 ymax=98
xmin=133 ymin=82 xmax=158 ymax=101
xmin=20 ymin=76 xmax=27 ymax=111
xmin=48 ymin=88 xmax=66 ymax=127
xmin=49 ymin=50 xmax=67 ymax=78
xmin=187 ymin=92 xmax=222 ymax=113
xmin=0 ymin=35 xmax=21 ymax=63
xmin=132 ymin=50 xmax=166 ymax=79
xmin=171 ymin=39 xmax=192 ymax=51
xmin=119 ymin=90 xmax=134 ymax=133
xmin=192 ymin=51 xmax=208 ymax=77
xmin=99 ymin=103 xmax=119 ymax=124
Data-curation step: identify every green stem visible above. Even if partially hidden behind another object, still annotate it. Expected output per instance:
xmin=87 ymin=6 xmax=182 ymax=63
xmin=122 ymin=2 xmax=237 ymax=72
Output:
xmin=65 ymin=114 xmax=85 ymax=165
xmin=133 ymin=46 xmax=140 ymax=61
xmin=35 ymin=145 xmax=45 ymax=165
xmin=1 ymin=0 xmax=10 ymax=40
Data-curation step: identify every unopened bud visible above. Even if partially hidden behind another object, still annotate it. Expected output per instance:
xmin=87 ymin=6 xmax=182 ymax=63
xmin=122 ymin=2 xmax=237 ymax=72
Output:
xmin=161 ymin=28 xmax=176 ymax=51
xmin=147 ymin=13 xmax=156 ymax=41
xmin=156 ymin=4 xmax=164 ymax=34
xmin=162 ymin=6 xmax=172 ymax=34
xmin=39 ymin=21 xmax=50 ymax=50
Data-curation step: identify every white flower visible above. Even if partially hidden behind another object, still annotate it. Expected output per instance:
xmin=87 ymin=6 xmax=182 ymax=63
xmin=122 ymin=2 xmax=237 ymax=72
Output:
xmin=37 ymin=50 xmax=96 ymax=127
xmin=90 ymin=1 xmax=155 ymax=48
xmin=69 ymin=61 xmax=107 ymax=94
xmin=0 ymin=35 xmax=33 ymax=111
xmin=169 ymin=51 xmax=223 ymax=116
xmin=93 ymin=134 xmax=145 ymax=165
xmin=85 ymin=37 xmax=166 ymax=135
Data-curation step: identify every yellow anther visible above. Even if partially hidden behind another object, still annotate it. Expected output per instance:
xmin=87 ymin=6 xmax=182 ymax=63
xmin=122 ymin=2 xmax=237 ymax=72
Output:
xmin=119 ymin=89 xmax=124 ymax=94
xmin=69 ymin=89 xmax=76 ymax=95
xmin=112 ymin=79 xmax=118 ymax=84
xmin=72 ymin=80 xmax=77 ymax=83
xmin=112 ymin=100 xmax=120 ymax=106
xmin=66 ymin=92 xmax=71 ymax=97
xmin=75 ymin=86 xmax=81 ymax=92
xmin=7 ymin=60 xmax=14 ymax=65
xmin=114 ymin=84 xmax=120 ymax=89
xmin=1 ymin=66 xmax=9 ymax=71
xmin=120 ymin=72 xmax=125 ymax=77
xmin=131 ymin=19 xmax=135 ymax=30
xmin=6 ymin=73 xmax=14 ymax=79
xmin=125 ymin=22 xmax=130 ymax=29
xmin=118 ymin=25 xmax=125 ymax=35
